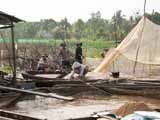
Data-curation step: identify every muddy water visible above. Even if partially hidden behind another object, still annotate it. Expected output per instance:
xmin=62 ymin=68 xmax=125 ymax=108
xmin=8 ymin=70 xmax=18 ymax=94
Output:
xmin=5 ymin=93 xmax=160 ymax=120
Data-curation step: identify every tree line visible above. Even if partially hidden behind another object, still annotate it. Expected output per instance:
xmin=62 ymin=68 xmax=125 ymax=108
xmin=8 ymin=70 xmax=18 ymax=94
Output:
xmin=13 ymin=10 xmax=160 ymax=41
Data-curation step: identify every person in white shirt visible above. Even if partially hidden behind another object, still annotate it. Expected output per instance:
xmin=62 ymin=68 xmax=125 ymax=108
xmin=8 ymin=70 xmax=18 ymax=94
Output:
xmin=37 ymin=55 xmax=47 ymax=71
xmin=70 ymin=61 xmax=88 ymax=79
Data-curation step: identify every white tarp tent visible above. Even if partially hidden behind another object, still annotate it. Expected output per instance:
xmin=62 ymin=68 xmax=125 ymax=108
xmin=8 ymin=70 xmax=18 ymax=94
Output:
xmin=93 ymin=17 xmax=160 ymax=78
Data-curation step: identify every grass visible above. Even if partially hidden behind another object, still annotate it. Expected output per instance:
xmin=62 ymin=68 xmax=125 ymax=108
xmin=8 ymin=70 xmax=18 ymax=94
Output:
xmin=0 ymin=38 xmax=115 ymax=58
xmin=67 ymin=39 xmax=114 ymax=57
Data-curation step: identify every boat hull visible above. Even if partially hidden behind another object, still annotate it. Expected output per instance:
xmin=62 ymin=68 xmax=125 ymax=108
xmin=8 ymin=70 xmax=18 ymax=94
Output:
xmin=21 ymin=71 xmax=67 ymax=80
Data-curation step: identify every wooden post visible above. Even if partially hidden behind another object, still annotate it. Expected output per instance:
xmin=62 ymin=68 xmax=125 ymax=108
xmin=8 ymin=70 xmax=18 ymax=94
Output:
xmin=0 ymin=50 xmax=1 ymax=68
xmin=1 ymin=50 xmax=4 ymax=68
xmin=11 ymin=22 xmax=16 ymax=84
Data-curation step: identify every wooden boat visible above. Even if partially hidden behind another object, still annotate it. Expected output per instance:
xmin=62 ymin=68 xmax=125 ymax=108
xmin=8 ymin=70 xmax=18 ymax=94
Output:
xmin=21 ymin=72 xmax=160 ymax=98
xmin=104 ymin=87 xmax=157 ymax=97
xmin=21 ymin=70 xmax=68 ymax=80
xmin=51 ymin=79 xmax=160 ymax=98
xmin=0 ymin=92 xmax=21 ymax=108
xmin=97 ymin=80 xmax=160 ymax=98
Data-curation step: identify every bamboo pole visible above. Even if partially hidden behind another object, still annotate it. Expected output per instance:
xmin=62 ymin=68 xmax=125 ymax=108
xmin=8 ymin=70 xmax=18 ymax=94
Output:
xmin=133 ymin=0 xmax=147 ymax=73
xmin=144 ymin=0 xmax=147 ymax=16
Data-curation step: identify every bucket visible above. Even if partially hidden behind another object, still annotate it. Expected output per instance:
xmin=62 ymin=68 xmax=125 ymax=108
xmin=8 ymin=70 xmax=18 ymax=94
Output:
xmin=111 ymin=72 xmax=119 ymax=78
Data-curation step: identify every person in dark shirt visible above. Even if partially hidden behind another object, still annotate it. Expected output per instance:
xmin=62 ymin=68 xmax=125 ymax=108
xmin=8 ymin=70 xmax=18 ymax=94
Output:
xmin=75 ymin=42 xmax=83 ymax=64
xmin=59 ymin=43 xmax=71 ymax=67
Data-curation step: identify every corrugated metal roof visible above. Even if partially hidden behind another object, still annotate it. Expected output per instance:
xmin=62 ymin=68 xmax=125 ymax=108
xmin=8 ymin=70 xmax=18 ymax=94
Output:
xmin=0 ymin=11 xmax=23 ymax=25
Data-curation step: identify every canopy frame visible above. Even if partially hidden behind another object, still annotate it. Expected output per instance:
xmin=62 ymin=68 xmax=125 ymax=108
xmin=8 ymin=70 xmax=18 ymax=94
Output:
xmin=0 ymin=11 xmax=23 ymax=83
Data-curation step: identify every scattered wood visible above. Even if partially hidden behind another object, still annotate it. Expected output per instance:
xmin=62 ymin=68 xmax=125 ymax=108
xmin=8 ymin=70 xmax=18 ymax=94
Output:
xmin=0 ymin=85 xmax=74 ymax=101
xmin=0 ymin=92 xmax=21 ymax=108
xmin=67 ymin=117 xmax=96 ymax=120
xmin=0 ymin=110 xmax=46 ymax=120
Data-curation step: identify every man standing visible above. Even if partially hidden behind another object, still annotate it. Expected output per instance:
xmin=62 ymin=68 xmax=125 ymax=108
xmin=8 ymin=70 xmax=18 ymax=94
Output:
xmin=59 ymin=43 xmax=72 ymax=68
xmin=37 ymin=55 xmax=47 ymax=71
xmin=75 ymin=42 xmax=83 ymax=64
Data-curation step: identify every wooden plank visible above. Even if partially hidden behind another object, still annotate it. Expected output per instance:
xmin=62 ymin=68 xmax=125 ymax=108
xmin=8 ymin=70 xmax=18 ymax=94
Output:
xmin=33 ymin=80 xmax=85 ymax=87
xmin=0 ymin=116 xmax=14 ymax=120
xmin=34 ymin=80 xmax=84 ymax=84
xmin=53 ymin=83 xmax=160 ymax=88
xmin=0 ymin=85 xmax=74 ymax=101
xmin=0 ymin=110 xmax=46 ymax=120
xmin=67 ymin=117 xmax=96 ymax=120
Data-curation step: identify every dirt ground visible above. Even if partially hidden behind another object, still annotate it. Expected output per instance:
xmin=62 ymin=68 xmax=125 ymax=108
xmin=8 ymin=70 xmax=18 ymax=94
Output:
xmin=4 ymin=93 xmax=160 ymax=120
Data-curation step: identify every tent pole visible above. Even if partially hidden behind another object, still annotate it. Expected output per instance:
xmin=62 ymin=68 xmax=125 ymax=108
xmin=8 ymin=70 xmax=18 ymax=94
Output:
xmin=11 ymin=21 xmax=16 ymax=84
xmin=133 ymin=0 xmax=147 ymax=73
xmin=144 ymin=0 xmax=147 ymax=16
xmin=114 ymin=14 xmax=118 ymax=47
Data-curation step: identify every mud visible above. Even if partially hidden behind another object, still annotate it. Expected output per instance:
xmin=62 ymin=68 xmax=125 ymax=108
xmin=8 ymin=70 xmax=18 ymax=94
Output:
xmin=4 ymin=93 xmax=160 ymax=120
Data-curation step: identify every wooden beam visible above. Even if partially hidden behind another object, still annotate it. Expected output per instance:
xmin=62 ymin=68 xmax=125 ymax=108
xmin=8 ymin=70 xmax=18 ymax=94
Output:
xmin=0 ymin=25 xmax=12 ymax=29
xmin=10 ymin=22 xmax=16 ymax=84
xmin=0 ymin=85 xmax=74 ymax=101
xmin=0 ymin=110 xmax=45 ymax=120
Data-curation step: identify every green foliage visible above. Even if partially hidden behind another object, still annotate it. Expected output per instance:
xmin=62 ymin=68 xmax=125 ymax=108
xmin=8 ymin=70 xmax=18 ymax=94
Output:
xmin=1 ymin=66 xmax=13 ymax=73
xmin=14 ymin=38 xmax=114 ymax=58
xmin=72 ymin=19 xmax=85 ymax=40
xmin=11 ymin=10 xmax=145 ymax=41
xmin=2 ymin=10 xmax=160 ymax=42
xmin=2 ymin=10 xmax=160 ymax=58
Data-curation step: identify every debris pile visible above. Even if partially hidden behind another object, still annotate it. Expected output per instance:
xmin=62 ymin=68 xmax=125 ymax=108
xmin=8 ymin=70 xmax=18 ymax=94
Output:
xmin=112 ymin=102 xmax=152 ymax=117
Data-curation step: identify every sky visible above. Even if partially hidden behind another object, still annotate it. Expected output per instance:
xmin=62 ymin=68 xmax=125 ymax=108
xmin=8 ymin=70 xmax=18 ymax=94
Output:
xmin=1 ymin=0 xmax=160 ymax=23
